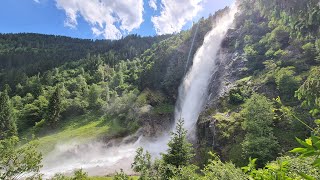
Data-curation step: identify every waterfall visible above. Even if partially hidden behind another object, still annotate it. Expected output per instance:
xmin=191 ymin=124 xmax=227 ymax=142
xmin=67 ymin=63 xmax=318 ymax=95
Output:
xmin=39 ymin=5 xmax=238 ymax=179
xmin=175 ymin=5 xmax=237 ymax=139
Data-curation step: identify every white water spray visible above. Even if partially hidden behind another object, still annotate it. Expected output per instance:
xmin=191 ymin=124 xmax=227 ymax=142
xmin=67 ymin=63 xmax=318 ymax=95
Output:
xmin=175 ymin=6 xmax=237 ymax=139
xmin=38 ymin=5 xmax=237 ymax=179
xmin=185 ymin=22 xmax=200 ymax=75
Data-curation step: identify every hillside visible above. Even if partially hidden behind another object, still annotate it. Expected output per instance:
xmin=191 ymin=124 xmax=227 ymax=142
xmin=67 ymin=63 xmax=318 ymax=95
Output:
xmin=1 ymin=0 xmax=320 ymax=179
xmin=0 ymin=33 xmax=170 ymax=89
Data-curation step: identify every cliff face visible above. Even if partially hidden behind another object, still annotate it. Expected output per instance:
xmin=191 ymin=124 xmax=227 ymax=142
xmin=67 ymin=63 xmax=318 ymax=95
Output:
xmin=198 ymin=29 xmax=246 ymax=138
xmin=195 ymin=0 xmax=320 ymax=166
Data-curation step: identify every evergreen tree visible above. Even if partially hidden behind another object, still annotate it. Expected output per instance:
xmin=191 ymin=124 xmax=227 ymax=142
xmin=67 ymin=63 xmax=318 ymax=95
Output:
xmin=241 ymin=94 xmax=279 ymax=167
xmin=132 ymin=147 xmax=152 ymax=179
xmin=46 ymin=86 xmax=62 ymax=127
xmin=0 ymin=88 xmax=17 ymax=139
xmin=162 ymin=119 xmax=194 ymax=167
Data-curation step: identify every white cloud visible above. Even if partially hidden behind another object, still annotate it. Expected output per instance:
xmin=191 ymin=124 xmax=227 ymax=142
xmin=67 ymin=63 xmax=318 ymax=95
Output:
xmin=149 ymin=0 xmax=157 ymax=11
xmin=152 ymin=0 xmax=203 ymax=35
xmin=56 ymin=0 xmax=144 ymax=40
xmin=33 ymin=0 xmax=40 ymax=3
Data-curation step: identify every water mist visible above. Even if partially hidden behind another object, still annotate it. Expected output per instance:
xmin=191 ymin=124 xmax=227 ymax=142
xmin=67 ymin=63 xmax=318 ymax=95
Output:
xmin=175 ymin=6 xmax=237 ymax=139
xmin=39 ymin=5 xmax=238 ymax=179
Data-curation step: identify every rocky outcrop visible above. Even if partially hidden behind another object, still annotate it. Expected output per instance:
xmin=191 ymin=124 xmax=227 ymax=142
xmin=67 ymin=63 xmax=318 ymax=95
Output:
xmin=196 ymin=28 xmax=246 ymax=151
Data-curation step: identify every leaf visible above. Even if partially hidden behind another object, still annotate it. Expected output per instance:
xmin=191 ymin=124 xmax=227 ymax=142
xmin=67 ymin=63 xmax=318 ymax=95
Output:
xmin=311 ymin=135 xmax=320 ymax=148
xmin=306 ymin=138 xmax=313 ymax=146
xmin=315 ymin=119 xmax=320 ymax=125
xmin=302 ymin=149 xmax=317 ymax=157
xmin=313 ymin=140 xmax=320 ymax=149
xmin=296 ymin=137 xmax=313 ymax=148
xmin=312 ymin=158 xmax=320 ymax=167
xmin=290 ymin=148 xmax=307 ymax=153
xmin=298 ymin=172 xmax=316 ymax=180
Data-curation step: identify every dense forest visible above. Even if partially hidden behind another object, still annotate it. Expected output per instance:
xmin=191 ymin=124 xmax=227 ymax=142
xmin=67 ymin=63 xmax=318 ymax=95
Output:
xmin=1 ymin=0 xmax=320 ymax=179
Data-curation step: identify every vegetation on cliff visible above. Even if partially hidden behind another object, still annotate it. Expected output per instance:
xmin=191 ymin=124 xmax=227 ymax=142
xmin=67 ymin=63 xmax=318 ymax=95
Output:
xmin=0 ymin=0 xmax=320 ymax=179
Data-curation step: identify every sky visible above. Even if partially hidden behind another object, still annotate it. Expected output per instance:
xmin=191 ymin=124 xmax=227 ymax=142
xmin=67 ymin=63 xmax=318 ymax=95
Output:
xmin=0 ymin=0 xmax=234 ymax=40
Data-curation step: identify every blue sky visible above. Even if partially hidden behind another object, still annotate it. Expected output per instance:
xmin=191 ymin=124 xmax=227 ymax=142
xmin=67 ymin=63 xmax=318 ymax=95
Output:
xmin=0 ymin=0 xmax=234 ymax=40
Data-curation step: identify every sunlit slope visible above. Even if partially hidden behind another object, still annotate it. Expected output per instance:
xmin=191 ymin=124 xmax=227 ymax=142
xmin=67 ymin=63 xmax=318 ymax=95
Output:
xmin=31 ymin=112 xmax=125 ymax=154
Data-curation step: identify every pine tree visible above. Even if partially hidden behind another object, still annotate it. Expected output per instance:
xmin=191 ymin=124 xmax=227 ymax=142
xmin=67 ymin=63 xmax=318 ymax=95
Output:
xmin=162 ymin=119 xmax=194 ymax=167
xmin=46 ymin=86 xmax=62 ymax=127
xmin=0 ymin=88 xmax=17 ymax=139
xmin=131 ymin=147 xmax=152 ymax=179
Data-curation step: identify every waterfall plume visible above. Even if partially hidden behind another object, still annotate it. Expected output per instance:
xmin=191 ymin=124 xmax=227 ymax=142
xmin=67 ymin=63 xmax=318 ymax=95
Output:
xmin=175 ymin=5 xmax=238 ymax=140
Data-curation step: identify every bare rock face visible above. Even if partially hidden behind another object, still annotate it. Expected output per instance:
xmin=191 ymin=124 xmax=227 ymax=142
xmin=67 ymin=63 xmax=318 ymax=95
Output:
xmin=206 ymin=33 xmax=246 ymax=109
xmin=195 ymin=29 xmax=246 ymax=149
xmin=139 ymin=110 xmax=173 ymax=138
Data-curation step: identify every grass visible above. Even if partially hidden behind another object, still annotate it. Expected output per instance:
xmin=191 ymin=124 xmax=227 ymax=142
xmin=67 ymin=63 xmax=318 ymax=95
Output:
xmin=31 ymin=111 xmax=122 ymax=154
xmin=90 ymin=176 xmax=139 ymax=180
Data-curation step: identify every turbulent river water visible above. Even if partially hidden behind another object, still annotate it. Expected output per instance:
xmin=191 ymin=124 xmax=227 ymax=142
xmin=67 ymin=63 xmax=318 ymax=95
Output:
xmin=39 ymin=5 xmax=238 ymax=179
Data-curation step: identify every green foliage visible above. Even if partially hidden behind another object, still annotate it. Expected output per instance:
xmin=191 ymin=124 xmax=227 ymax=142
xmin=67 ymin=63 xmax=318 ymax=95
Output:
xmin=32 ymin=112 xmax=110 ymax=154
xmin=0 ymin=136 xmax=42 ymax=179
xmin=212 ymin=112 xmax=242 ymax=140
xmin=88 ymin=84 xmax=103 ymax=109
xmin=241 ymin=155 xmax=320 ymax=180
xmin=46 ymin=86 xmax=62 ymax=127
xmin=202 ymin=152 xmax=247 ymax=180
xmin=274 ymin=67 xmax=300 ymax=103
xmin=291 ymin=135 xmax=320 ymax=167
xmin=269 ymin=26 xmax=290 ymax=48
xmin=152 ymin=104 xmax=174 ymax=115
xmin=131 ymin=120 xmax=196 ymax=180
xmin=52 ymin=173 xmax=69 ymax=180
xmin=52 ymin=169 xmax=89 ymax=180
xmin=0 ymin=88 xmax=17 ymax=139
xmin=242 ymin=158 xmax=293 ymax=180
xmin=296 ymin=67 xmax=320 ymax=117
xmin=113 ymin=169 xmax=129 ymax=180
xmin=131 ymin=148 xmax=152 ymax=180
xmin=302 ymin=42 xmax=317 ymax=63
xmin=315 ymin=39 xmax=320 ymax=63
xmin=73 ymin=169 xmax=89 ymax=180
xmin=0 ymin=33 xmax=169 ymax=88
xmin=244 ymin=45 xmax=258 ymax=57
xmin=106 ymin=90 xmax=138 ymax=121
xmin=228 ymin=88 xmax=245 ymax=105
xmin=162 ymin=119 xmax=194 ymax=168
xmin=20 ymin=95 xmax=48 ymax=129
xmin=241 ymin=94 xmax=279 ymax=166
xmin=241 ymin=94 xmax=274 ymax=135
xmin=171 ymin=165 xmax=200 ymax=180
xmin=1 ymin=1 xmax=320 ymax=178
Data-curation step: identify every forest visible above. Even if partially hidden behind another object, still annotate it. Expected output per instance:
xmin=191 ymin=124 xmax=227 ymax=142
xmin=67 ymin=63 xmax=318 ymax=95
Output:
xmin=1 ymin=0 xmax=320 ymax=179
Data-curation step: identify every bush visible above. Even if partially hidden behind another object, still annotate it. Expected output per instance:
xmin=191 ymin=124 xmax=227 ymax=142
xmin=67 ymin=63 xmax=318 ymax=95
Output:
xmin=202 ymin=153 xmax=248 ymax=180
xmin=228 ymin=89 xmax=245 ymax=105
xmin=274 ymin=67 xmax=300 ymax=103
xmin=113 ymin=169 xmax=129 ymax=180
xmin=52 ymin=169 xmax=88 ymax=180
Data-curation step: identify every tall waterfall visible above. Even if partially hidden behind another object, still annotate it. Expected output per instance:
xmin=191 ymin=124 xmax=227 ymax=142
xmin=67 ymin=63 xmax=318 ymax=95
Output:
xmin=175 ymin=5 xmax=237 ymax=139
xmin=39 ymin=5 xmax=238 ymax=179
